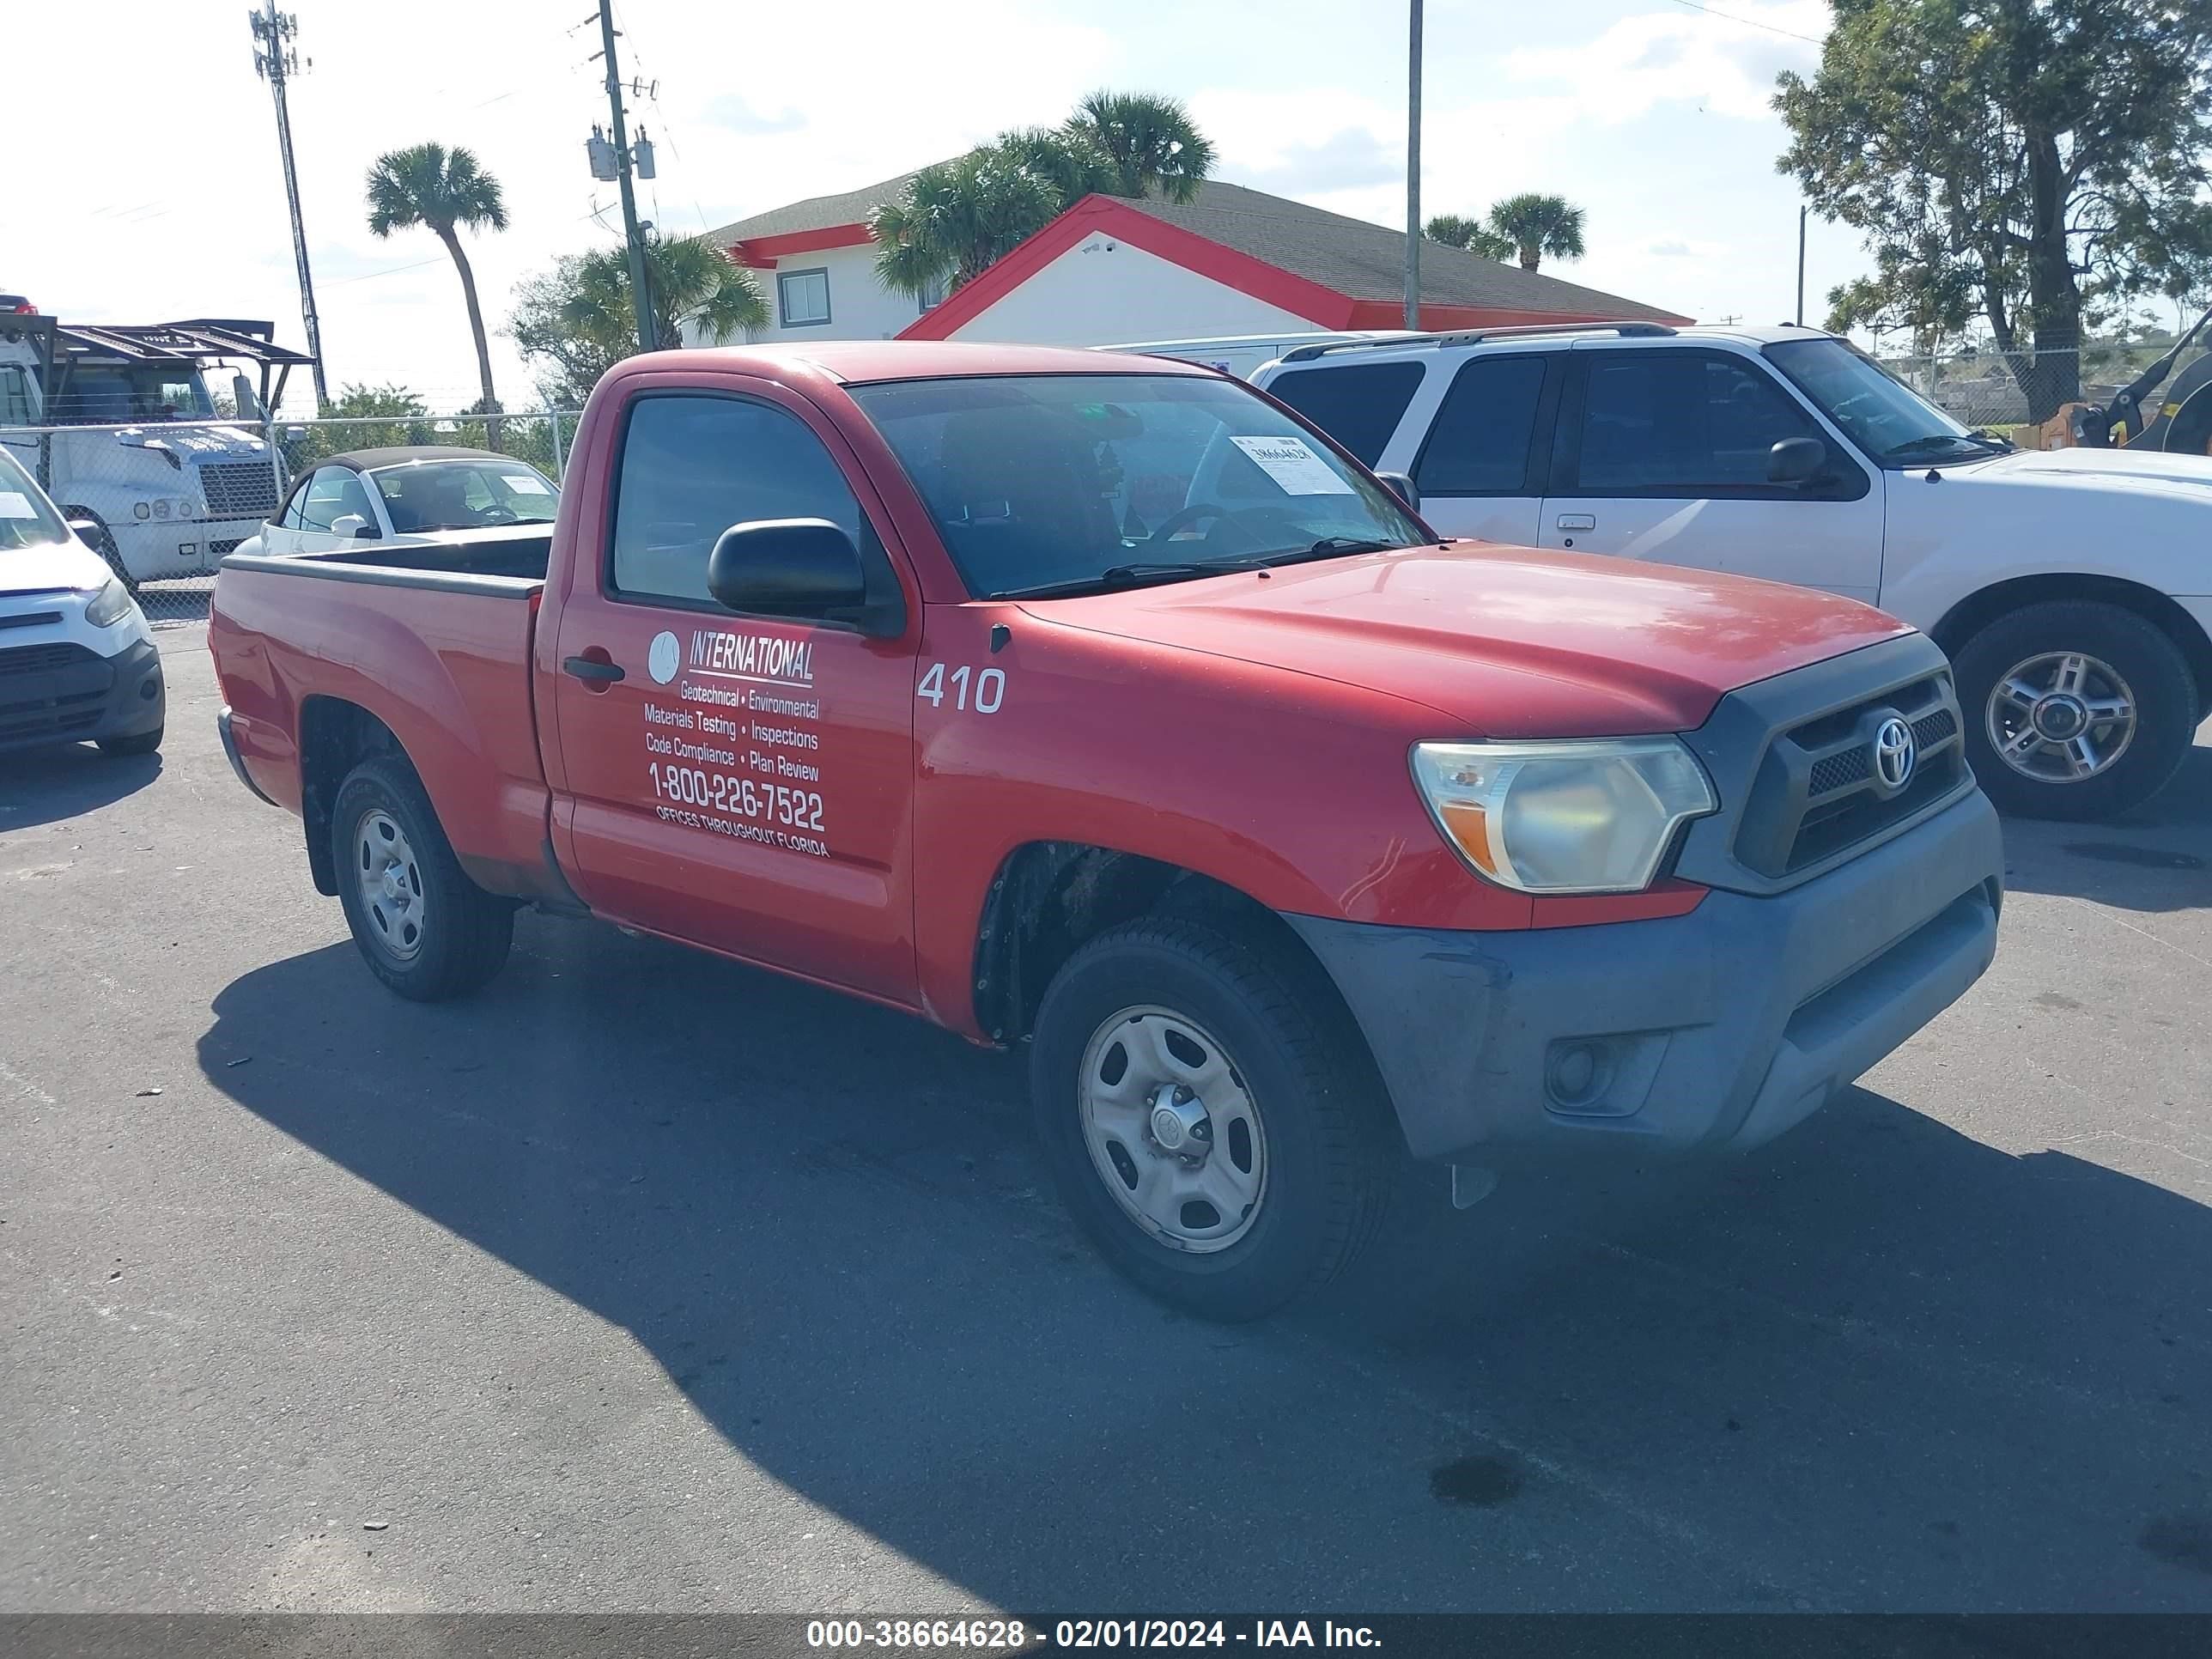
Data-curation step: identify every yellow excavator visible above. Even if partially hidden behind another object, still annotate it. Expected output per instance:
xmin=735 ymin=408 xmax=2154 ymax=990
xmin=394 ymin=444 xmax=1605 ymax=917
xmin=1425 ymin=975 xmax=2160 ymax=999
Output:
xmin=2025 ymin=304 xmax=2212 ymax=453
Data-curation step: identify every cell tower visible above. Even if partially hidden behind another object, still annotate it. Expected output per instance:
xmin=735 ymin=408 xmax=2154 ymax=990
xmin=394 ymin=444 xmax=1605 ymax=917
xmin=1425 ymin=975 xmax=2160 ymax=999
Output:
xmin=250 ymin=4 xmax=330 ymax=409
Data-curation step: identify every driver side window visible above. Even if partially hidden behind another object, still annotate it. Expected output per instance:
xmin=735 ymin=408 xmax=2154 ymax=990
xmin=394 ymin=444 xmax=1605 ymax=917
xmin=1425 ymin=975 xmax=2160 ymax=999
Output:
xmin=610 ymin=393 xmax=875 ymax=608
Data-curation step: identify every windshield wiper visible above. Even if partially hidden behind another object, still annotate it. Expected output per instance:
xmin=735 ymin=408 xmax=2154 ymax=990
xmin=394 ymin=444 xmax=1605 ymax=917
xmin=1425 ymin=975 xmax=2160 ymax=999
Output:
xmin=1256 ymin=536 xmax=1404 ymax=566
xmin=994 ymin=559 xmax=1260 ymax=599
xmin=1882 ymin=433 xmax=2009 ymax=460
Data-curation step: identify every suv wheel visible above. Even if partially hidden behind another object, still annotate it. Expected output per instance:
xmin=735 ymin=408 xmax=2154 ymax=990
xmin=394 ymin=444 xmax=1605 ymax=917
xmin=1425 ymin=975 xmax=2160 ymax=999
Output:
xmin=1029 ymin=917 xmax=1392 ymax=1321
xmin=1954 ymin=600 xmax=2196 ymax=820
xmin=331 ymin=755 xmax=515 ymax=1000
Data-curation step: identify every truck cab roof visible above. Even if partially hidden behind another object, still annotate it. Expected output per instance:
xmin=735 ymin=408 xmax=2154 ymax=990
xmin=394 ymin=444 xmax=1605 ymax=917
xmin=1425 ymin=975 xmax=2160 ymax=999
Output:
xmin=618 ymin=340 xmax=1221 ymax=387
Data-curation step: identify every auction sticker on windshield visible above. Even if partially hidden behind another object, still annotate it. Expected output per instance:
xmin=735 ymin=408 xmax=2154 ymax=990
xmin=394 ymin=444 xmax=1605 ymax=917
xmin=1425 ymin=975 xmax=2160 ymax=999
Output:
xmin=0 ymin=492 xmax=35 ymax=519
xmin=1228 ymin=434 xmax=1353 ymax=495
xmin=502 ymin=474 xmax=552 ymax=494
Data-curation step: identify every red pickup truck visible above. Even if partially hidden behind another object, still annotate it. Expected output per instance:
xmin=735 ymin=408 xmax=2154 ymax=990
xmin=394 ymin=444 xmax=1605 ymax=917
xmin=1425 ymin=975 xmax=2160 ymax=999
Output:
xmin=210 ymin=342 xmax=2002 ymax=1318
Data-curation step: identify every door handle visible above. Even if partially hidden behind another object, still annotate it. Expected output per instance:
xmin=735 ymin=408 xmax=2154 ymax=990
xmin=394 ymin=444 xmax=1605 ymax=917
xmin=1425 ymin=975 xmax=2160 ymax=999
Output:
xmin=1555 ymin=513 xmax=1596 ymax=532
xmin=562 ymin=654 xmax=626 ymax=684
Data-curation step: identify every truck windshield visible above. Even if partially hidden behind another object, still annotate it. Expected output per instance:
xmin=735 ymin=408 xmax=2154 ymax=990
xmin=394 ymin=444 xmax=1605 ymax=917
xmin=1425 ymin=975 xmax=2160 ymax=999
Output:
xmin=0 ymin=447 xmax=72 ymax=553
xmin=1765 ymin=338 xmax=2001 ymax=465
xmin=47 ymin=364 xmax=216 ymax=424
xmin=371 ymin=460 xmax=560 ymax=532
xmin=847 ymin=373 xmax=1425 ymax=599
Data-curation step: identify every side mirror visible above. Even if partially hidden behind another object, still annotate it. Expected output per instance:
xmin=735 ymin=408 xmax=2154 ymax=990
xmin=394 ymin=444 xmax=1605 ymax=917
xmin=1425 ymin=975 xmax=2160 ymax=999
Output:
xmin=67 ymin=518 xmax=103 ymax=550
xmin=707 ymin=518 xmax=866 ymax=617
xmin=330 ymin=514 xmax=379 ymax=540
xmin=232 ymin=372 xmax=264 ymax=422
xmin=1374 ymin=470 xmax=1420 ymax=513
xmin=1765 ymin=436 xmax=1829 ymax=485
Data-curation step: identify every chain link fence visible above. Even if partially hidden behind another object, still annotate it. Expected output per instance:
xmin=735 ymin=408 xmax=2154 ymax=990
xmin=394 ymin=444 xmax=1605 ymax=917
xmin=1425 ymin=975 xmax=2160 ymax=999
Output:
xmin=2 ymin=410 xmax=580 ymax=623
xmin=1877 ymin=343 xmax=2209 ymax=437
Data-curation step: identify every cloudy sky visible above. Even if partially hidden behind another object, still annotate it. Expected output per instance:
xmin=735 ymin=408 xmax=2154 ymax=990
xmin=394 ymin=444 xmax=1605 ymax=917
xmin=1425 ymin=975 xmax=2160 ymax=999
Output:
xmin=6 ymin=0 xmax=1859 ymax=413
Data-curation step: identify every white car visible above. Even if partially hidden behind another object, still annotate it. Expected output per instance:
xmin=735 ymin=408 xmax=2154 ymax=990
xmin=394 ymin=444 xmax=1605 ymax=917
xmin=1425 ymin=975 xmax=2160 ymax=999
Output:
xmin=0 ymin=444 xmax=163 ymax=758
xmin=1239 ymin=322 xmax=2212 ymax=819
xmin=234 ymin=446 xmax=558 ymax=561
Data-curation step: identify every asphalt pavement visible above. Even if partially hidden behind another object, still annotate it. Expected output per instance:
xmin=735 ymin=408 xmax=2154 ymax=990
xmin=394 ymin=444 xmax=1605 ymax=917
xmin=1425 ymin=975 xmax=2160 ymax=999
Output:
xmin=3 ymin=625 xmax=2209 ymax=1613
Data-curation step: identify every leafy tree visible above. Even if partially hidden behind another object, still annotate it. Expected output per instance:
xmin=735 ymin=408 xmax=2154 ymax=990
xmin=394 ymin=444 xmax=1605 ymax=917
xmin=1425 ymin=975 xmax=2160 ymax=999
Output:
xmin=1064 ymin=90 xmax=1216 ymax=204
xmin=1775 ymin=0 xmax=2212 ymax=421
xmin=509 ymin=234 xmax=768 ymax=406
xmin=1424 ymin=213 xmax=1514 ymax=261
xmin=872 ymin=91 xmax=1216 ymax=301
xmin=366 ymin=143 xmax=511 ymax=422
xmin=283 ymin=382 xmax=432 ymax=470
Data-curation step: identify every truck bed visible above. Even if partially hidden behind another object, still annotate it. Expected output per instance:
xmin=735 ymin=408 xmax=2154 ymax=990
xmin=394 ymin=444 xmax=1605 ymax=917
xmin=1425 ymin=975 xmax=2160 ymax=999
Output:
xmin=220 ymin=529 xmax=551 ymax=591
xmin=210 ymin=533 xmax=556 ymax=903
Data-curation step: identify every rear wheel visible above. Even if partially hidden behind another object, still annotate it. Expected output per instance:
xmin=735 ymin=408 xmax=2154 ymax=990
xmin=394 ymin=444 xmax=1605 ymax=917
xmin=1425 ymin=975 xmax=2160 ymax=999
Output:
xmin=1954 ymin=599 xmax=2197 ymax=820
xmin=1030 ymin=917 xmax=1393 ymax=1321
xmin=331 ymin=755 xmax=514 ymax=1000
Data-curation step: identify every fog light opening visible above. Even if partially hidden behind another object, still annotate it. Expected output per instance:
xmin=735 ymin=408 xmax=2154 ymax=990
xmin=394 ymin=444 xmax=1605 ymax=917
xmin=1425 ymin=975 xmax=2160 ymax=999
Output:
xmin=1545 ymin=1039 xmax=1612 ymax=1110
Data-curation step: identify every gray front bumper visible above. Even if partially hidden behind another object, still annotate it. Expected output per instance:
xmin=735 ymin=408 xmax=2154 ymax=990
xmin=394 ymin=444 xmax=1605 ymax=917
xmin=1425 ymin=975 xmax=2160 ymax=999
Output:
xmin=1289 ymin=789 xmax=2004 ymax=1164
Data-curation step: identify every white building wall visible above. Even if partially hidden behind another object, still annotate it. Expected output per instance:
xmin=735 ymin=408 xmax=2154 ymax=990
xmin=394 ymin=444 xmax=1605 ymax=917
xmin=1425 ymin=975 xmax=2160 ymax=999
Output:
xmin=690 ymin=243 xmax=927 ymax=346
xmin=945 ymin=234 xmax=1324 ymax=345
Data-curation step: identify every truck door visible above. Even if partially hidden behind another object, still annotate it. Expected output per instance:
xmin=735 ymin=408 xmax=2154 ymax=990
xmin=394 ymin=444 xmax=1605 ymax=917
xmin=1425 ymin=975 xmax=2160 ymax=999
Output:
xmin=549 ymin=386 xmax=920 ymax=1003
xmin=1536 ymin=347 xmax=1882 ymax=602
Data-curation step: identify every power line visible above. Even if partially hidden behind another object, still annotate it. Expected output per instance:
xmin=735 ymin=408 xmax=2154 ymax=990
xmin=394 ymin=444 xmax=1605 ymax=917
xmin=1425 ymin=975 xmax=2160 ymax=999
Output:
xmin=1661 ymin=0 xmax=1827 ymax=46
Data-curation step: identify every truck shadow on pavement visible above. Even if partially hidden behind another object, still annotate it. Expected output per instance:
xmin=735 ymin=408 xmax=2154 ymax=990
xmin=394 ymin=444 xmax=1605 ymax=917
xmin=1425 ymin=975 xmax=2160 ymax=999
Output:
xmin=1997 ymin=738 xmax=2212 ymax=913
xmin=197 ymin=924 xmax=2212 ymax=1611
xmin=0 ymin=744 xmax=161 ymax=830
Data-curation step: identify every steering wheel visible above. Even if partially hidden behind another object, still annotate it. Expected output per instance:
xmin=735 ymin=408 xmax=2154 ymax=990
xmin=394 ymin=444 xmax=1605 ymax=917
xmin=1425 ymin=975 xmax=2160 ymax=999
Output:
xmin=1151 ymin=501 xmax=1229 ymax=542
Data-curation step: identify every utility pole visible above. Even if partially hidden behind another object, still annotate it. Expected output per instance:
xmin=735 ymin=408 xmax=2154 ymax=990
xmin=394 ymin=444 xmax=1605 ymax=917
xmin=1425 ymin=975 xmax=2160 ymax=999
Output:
xmin=250 ymin=3 xmax=329 ymax=409
xmin=1403 ymin=0 xmax=1424 ymax=329
xmin=1795 ymin=204 xmax=1808 ymax=326
xmin=593 ymin=4 xmax=657 ymax=356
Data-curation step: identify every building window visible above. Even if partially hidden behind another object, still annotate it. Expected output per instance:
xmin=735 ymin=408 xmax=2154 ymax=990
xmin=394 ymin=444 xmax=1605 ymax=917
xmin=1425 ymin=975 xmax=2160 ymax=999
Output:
xmin=778 ymin=267 xmax=831 ymax=328
xmin=917 ymin=270 xmax=947 ymax=313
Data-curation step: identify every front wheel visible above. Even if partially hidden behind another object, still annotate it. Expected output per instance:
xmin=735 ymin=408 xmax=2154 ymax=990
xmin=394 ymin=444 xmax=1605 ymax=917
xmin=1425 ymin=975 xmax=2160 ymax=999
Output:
xmin=1029 ymin=917 xmax=1393 ymax=1321
xmin=330 ymin=754 xmax=514 ymax=1000
xmin=1954 ymin=600 xmax=2197 ymax=821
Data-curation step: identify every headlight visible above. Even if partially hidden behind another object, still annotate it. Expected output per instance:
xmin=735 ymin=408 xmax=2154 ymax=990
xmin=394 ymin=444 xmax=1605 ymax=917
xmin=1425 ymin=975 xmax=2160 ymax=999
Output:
xmin=1411 ymin=737 xmax=1717 ymax=894
xmin=84 ymin=577 xmax=137 ymax=629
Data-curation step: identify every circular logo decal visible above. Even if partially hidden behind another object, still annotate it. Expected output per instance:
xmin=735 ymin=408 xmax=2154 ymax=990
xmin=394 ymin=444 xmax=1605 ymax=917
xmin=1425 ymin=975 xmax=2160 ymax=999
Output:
xmin=647 ymin=630 xmax=680 ymax=685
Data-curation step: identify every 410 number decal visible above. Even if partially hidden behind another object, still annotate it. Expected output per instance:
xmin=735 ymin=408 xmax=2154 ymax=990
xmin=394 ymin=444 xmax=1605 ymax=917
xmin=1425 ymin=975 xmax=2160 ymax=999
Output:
xmin=917 ymin=661 xmax=1005 ymax=714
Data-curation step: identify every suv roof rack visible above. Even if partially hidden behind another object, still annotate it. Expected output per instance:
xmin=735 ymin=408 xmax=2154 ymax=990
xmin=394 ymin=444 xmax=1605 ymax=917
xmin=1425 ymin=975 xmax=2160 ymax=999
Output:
xmin=1276 ymin=319 xmax=1677 ymax=363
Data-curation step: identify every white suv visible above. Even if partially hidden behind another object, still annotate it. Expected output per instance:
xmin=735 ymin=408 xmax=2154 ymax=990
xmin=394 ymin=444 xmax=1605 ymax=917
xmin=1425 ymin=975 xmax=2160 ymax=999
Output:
xmin=1243 ymin=322 xmax=2212 ymax=821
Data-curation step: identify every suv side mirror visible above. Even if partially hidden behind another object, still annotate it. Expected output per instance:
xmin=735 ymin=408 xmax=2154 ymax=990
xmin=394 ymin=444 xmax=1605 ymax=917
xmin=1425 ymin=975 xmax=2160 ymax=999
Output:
xmin=1374 ymin=470 xmax=1420 ymax=513
xmin=67 ymin=518 xmax=104 ymax=550
xmin=330 ymin=514 xmax=379 ymax=540
xmin=1765 ymin=436 xmax=1829 ymax=485
xmin=708 ymin=518 xmax=866 ymax=617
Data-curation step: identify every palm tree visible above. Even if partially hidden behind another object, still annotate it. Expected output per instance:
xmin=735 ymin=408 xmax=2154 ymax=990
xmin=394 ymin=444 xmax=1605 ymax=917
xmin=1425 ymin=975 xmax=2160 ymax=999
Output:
xmin=560 ymin=234 xmax=769 ymax=354
xmin=1424 ymin=214 xmax=1514 ymax=260
xmin=871 ymin=144 xmax=1066 ymax=302
xmin=1483 ymin=192 xmax=1587 ymax=271
xmin=1065 ymin=90 xmax=1215 ymax=204
xmin=366 ymin=143 xmax=509 ymax=416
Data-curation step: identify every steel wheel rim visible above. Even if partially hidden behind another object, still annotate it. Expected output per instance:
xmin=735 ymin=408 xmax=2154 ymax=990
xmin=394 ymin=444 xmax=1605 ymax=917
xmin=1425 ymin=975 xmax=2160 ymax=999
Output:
xmin=1076 ymin=1005 xmax=1267 ymax=1254
xmin=354 ymin=808 xmax=428 ymax=962
xmin=1984 ymin=650 xmax=2138 ymax=784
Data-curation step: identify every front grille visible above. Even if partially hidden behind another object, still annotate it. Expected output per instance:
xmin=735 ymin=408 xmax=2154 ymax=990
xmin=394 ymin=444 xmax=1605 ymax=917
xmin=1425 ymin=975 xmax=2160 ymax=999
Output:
xmin=198 ymin=461 xmax=280 ymax=519
xmin=1733 ymin=671 xmax=1970 ymax=879
xmin=0 ymin=640 xmax=110 ymax=743
xmin=0 ymin=608 xmax=64 ymax=632
xmin=0 ymin=641 xmax=92 ymax=677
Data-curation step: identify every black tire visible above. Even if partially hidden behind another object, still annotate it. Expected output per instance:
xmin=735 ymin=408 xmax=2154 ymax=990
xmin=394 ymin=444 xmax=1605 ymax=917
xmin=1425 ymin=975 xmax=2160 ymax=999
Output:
xmin=1953 ymin=600 xmax=2197 ymax=821
xmin=1029 ymin=916 xmax=1395 ymax=1321
xmin=330 ymin=754 xmax=514 ymax=1001
xmin=97 ymin=725 xmax=162 ymax=757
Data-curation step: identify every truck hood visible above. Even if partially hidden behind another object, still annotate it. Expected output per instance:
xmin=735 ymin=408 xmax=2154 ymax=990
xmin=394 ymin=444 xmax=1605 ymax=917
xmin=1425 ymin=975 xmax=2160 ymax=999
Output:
xmin=1942 ymin=445 xmax=2212 ymax=502
xmin=0 ymin=538 xmax=108 ymax=599
xmin=120 ymin=423 xmax=272 ymax=464
xmin=1022 ymin=543 xmax=1911 ymax=738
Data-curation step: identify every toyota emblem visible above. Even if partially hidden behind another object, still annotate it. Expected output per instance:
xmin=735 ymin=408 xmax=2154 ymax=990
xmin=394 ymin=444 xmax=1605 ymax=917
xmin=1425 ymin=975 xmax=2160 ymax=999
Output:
xmin=1873 ymin=716 xmax=1917 ymax=790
